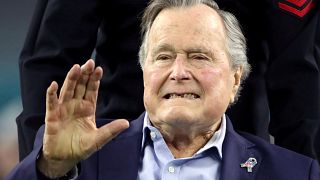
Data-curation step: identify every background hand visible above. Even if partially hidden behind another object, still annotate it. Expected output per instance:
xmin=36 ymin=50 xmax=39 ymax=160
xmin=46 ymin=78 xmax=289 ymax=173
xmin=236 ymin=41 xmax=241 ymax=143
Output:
xmin=37 ymin=59 xmax=129 ymax=178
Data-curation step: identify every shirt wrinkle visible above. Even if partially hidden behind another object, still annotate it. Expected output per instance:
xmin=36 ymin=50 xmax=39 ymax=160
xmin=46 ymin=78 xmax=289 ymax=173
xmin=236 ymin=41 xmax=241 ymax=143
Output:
xmin=137 ymin=112 xmax=225 ymax=180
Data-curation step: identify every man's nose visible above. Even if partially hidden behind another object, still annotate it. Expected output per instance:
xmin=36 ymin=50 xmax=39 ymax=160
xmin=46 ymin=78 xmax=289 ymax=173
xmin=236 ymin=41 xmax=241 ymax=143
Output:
xmin=169 ymin=56 xmax=192 ymax=82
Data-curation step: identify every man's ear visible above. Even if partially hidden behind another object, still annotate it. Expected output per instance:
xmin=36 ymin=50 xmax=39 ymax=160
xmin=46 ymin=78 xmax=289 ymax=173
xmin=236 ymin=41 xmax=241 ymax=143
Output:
xmin=230 ymin=66 xmax=243 ymax=103
xmin=234 ymin=66 xmax=243 ymax=87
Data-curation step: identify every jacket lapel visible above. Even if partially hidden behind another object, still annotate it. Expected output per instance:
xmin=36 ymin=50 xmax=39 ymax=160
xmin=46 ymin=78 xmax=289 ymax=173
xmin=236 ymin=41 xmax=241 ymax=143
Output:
xmin=220 ymin=116 xmax=262 ymax=180
xmin=94 ymin=114 xmax=262 ymax=180
xmin=96 ymin=114 xmax=144 ymax=180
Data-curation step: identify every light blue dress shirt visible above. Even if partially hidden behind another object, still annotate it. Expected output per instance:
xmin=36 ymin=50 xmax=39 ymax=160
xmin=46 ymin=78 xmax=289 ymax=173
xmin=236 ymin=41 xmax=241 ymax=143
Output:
xmin=137 ymin=113 xmax=226 ymax=180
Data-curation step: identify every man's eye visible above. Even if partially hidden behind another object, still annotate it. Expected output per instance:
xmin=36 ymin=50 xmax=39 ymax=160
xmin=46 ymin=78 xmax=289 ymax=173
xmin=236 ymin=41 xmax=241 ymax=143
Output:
xmin=191 ymin=55 xmax=209 ymax=61
xmin=156 ymin=55 xmax=171 ymax=61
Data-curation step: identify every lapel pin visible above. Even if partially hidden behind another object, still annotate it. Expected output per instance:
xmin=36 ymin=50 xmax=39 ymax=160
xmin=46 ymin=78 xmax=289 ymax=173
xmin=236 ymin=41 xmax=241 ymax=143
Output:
xmin=240 ymin=157 xmax=257 ymax=173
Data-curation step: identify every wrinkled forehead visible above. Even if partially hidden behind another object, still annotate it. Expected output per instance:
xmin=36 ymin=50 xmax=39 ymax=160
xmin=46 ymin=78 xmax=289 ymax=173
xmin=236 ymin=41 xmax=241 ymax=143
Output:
xmin=149 ymin=4 xmax=226 ymax=42
xmin=144 ymin=4 xmax=228 ymax=60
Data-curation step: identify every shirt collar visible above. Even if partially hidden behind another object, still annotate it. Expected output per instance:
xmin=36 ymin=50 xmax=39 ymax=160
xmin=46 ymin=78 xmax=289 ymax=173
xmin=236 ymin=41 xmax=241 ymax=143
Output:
xmin=141 ymin=112 xmax=226 ymax=159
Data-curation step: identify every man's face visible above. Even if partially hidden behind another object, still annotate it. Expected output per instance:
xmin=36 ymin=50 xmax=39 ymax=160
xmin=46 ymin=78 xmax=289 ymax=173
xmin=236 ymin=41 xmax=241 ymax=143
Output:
xmin=143 ymin=4 xmax=242 ymax=129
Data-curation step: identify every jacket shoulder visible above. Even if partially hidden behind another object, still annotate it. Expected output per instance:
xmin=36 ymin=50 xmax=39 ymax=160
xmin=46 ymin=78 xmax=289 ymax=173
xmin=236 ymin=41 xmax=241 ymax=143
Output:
xmin=238 ymin=131 xmax=320 ymax=179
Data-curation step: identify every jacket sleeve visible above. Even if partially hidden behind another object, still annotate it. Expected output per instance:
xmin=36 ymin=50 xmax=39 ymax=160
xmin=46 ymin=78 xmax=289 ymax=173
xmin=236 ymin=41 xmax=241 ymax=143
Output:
xmin=265 ymin=0 xmax=320 ymax=159
xmin=5 ymin=126 xmax=45 ymax=180
xmin=309 ymin=159 xmax=320 ymax=180
xmin=17 ymin=0 xmax=102 ymax=160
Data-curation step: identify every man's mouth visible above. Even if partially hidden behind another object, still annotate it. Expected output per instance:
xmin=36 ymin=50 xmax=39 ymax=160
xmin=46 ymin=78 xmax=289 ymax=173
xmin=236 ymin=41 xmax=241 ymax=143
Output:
xmin=164 ymin=93 xmax=200 ymax=99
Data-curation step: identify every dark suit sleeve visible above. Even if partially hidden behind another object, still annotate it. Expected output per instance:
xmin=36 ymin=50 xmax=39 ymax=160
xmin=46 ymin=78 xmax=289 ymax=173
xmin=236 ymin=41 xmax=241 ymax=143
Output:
xmin=5 ymin=126 xmax=79 ymax=180
xmin=265 ymin=1 xmax=320 ymax=159
xmin=16 ymin=0 xmax=102 ymax=160
xmin=309 ymin=159 xmax=320 ymax=180
xmin=5 ymin=127 xmax=44 ymax=180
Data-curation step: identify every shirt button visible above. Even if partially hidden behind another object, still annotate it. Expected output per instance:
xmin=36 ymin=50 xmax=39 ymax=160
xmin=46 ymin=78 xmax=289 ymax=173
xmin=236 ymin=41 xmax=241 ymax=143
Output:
xmin=168 ymin=166 xmax=175 ymax=173
xmin=150 ymin=131 xmax=157 ymax=139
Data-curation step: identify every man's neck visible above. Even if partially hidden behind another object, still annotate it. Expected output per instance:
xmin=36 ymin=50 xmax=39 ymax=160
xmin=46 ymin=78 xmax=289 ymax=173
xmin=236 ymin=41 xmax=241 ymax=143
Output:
xmin=157 ymin=121 xmax=221 ymax=158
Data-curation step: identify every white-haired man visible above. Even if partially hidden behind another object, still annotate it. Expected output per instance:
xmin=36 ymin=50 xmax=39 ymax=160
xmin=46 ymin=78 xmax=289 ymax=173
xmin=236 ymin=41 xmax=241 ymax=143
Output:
xmin=7 ymin=0 xmax=320 ymax=179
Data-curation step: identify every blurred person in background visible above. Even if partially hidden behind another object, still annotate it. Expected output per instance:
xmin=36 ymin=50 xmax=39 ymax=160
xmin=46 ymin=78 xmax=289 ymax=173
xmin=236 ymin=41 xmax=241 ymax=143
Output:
xmin=6 ymin=1 xmax=320 ymax=179
xmin=17 ymin=0 xmax=320 ymax=163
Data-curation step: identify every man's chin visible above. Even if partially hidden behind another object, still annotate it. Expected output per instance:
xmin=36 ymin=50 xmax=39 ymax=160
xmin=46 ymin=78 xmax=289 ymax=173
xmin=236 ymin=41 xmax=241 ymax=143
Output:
xmin=157 ymin=108 xmax=197 ymax=123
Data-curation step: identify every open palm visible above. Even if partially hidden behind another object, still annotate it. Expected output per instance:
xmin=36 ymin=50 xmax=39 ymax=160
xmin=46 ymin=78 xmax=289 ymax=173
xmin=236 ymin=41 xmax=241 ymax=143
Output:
xmin=39 ymin=60 xmax=129 ymax=177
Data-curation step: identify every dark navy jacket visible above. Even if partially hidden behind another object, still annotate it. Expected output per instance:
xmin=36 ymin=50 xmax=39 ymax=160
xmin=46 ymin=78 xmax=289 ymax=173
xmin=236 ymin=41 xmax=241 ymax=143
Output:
xmin=7 ymin=113 xmax=320 ymax=180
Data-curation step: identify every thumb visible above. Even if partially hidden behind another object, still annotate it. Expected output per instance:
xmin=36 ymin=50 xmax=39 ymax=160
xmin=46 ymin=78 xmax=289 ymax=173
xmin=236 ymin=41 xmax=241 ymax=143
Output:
xmin=95 ymin=119 xmax=130 ymax=150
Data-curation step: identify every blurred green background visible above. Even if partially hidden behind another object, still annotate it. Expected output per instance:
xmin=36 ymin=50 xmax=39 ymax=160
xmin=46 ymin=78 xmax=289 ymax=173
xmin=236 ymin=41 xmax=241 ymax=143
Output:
xmin=0 ymin=0 xmax=36 ymax=177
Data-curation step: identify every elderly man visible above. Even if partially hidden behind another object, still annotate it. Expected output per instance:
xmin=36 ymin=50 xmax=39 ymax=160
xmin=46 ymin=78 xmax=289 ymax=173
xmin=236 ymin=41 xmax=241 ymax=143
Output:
xmin=7 ymin=0 xmax=320 ymax=179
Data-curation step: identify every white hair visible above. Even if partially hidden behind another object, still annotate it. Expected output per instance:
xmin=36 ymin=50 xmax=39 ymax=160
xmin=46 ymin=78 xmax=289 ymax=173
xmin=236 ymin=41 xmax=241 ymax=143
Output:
xmin=139 ymin=0 xmax=251 ymax=101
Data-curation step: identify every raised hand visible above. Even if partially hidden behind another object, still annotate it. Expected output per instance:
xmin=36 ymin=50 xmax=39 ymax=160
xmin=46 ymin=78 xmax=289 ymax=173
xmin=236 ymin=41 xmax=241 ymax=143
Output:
xmin=37 ymin=59 xmax=129 ymax=178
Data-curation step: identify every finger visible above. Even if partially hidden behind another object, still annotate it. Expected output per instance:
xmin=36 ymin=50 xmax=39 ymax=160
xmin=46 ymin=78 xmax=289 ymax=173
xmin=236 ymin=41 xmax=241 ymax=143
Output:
xmin=74 ymin=59 xmax=95 ymax=99
xmin=95 ymin=119 xmax=130 ymax=150
xmin=59 ymin=64 xmax=81 ymax=102
xmin=84 ymin=66 xmax=103 ymax=103
xmin=45 ymin=81 xmax=61 ymax=137
xmin=46 ymin=81 xmax=59 ymax=112
xmin=45 ymin=81 xmax=59 ymax=125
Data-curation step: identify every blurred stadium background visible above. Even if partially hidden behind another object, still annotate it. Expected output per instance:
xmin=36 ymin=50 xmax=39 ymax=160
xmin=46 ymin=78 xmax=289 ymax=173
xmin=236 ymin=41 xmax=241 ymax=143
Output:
xmin=0 ymin=0 xmax=36 ymax=177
